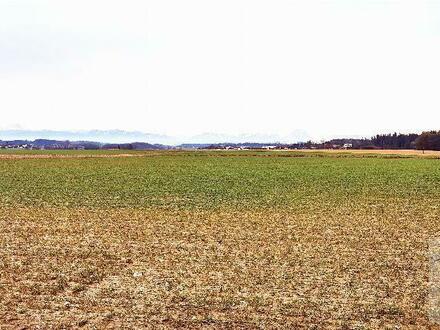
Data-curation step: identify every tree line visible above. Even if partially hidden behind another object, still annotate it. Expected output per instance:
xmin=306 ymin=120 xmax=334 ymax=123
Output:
xmin=326 ymin=131 xmax=440 ymax=150
xmin=414 ymin=131 xmax=440 ymax=151
xmin=199 ymin=131 xmax=440 ymax=151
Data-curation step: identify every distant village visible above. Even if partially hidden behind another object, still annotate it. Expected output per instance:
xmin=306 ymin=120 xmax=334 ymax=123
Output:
xmin=1 ymin=139 xmax=356 ymax=151
xmin=1 ymin=131 xmax=439 ymax=151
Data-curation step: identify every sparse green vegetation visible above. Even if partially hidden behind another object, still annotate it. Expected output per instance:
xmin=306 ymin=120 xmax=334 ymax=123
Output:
xmin=1 ymin=150 xmax=439 ymax=210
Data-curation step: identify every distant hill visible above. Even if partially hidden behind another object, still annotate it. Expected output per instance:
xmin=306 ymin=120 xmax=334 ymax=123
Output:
xmin=102 ymin=142 xmax=172 ymax=150
xmin=0 ymin=139 xmax=171 ymax=150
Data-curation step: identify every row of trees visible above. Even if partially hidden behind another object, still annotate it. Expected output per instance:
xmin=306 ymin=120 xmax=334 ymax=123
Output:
xmin=324 ymin=131 xmax=440 ymax=151
xmin=415 ymin=131 xmax=440 ymax=151
xmin=200 ymin=131 xmax=440 ymax=151
xmin=371 ymin=133 xmax=419 ymax=149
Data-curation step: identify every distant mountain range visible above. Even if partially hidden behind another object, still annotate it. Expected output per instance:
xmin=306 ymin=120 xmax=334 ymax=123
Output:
xmin=0 ymin=129 xmax=311 ymax=145
xmin=0 ymin=129 xmax=175 ymax=145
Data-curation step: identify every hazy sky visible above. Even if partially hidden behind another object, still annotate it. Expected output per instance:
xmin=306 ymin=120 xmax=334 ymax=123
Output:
xmin=1 ymin=0 xmax=439 ymax=140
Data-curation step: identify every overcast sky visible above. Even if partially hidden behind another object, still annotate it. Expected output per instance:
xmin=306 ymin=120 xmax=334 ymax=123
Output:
xmin=1 ymin=0 xmax=439 ymax=140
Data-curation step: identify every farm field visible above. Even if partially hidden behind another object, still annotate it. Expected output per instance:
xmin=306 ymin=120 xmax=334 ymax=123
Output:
xmin=1 ymin=148 xmax=440 ymax=159
xmin=1 ymin=150 xmax=440 ymax=328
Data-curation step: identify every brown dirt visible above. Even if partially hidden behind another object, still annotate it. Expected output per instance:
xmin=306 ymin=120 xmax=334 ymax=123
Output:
xmin=1 ymin=204 xmax=439 ymax=329
xmin=302 ymin=149 xmax=440 ymax=157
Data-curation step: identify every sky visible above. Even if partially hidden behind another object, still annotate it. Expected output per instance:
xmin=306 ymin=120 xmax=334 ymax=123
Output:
xmin=0 ymin=0 xmax=439 ymax=141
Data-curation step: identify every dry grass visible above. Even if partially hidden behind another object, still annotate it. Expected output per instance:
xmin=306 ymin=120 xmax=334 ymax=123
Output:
xmin=299 ymin=149 xmax=440 ymax=157
xmin=1 ymin=202 xmax=439 ymax=329
xmin=0 ymin=153 xmax=157 ymax=160
xmin=1 ymin=151 xmax=440 ymax=328
xmin=1 ymin=148 xmax=439 ymax=160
